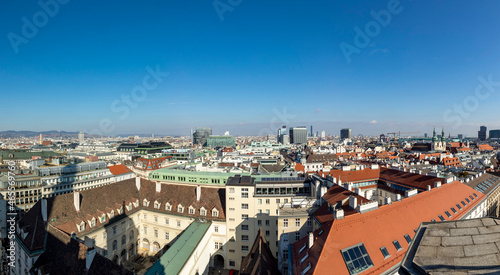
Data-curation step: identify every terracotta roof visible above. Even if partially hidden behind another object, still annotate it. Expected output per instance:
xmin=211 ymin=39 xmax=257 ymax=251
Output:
xmin=379 ymin=168 xmax=445 ymax=191
xmin=291 ymin=224 xmax=332 ymax=275
xmin=321 ymin=168 xmax=380 ymax=183
xmin=108 ymin=164 xmax=132 ymax=175
xmin=477 ymin=144 xmax=494 ymax=151
xmin=297 ymin=181 xmax=485 ymax=275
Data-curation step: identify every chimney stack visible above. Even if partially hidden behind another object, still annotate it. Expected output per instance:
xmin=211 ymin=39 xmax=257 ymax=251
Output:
xmin=155 ymin=182 xmax=161 ymax=193
xmin=396 ymin=194 xmax=402 ymax=202
xmin=136 ymin=177 xmax=141 ymax=191
xmin=427 ymin=185 xmax=431 ymax=191
xmin=74 ymin=192 xmax=81 ymax=212
xmin=349 ymin=196 xmax=357 ymax=210
xmin=41 ymin=199 xmax=47 ymax=222
xmin=308 ymin=232 xmax=314 ymax=249
xmin=196 ymin=185 xmax=201 ymax=201
xmin=385 ymin=197 xmax=392 ymax=205
xmin=334 ymin=209 xmax=344 ymax=220
xmin=434 ymin=181 xmax=441 ymax=188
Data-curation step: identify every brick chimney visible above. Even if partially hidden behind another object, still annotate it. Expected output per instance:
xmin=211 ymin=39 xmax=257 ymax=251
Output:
xmin=136 ymin=177 xmax=141 ymax=191
xmin=74 ymin=192 xmax=81 ymax=212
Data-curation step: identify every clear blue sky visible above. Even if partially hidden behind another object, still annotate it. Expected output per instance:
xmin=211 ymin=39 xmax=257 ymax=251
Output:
xmin=1 ymin=0 xmax=500 ymax=137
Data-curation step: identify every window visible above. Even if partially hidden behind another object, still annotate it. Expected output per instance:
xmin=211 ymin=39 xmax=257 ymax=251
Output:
xmin=165 ymin=203 xmax=172 ymax=211
xmin=143 ymin=214 xmax=147 ymax=220
xmin=296 ymin=218 xmax=301 ymax=227
xmin=154 ymin=216 xmax=158 ymax=223
xmin=121 ymin=235 xmax=126 ymax=245
xmin=242 ymin=246 xmax=249 ymax=252
xmin=276 ymin=199 xmax=280 ymax=203
xmin=212 ymin=209 xmax=219 ymax=217
xmin=266 ymin=220 xmax=270 ymax=226
xmin=129 ymin=230 xmax=134 ymax=241
xmin=113 ymin=226 xmax=117 ymax=235
xmin=461 ymin=201 xmax=466 ymax=206
xmin=438 ymin=215 xmax=445 ymax=221
xmin=154 ymin=201 xmax=160 ymax=209
xmin=283 ymin=249 xmax=289 ymax=260
xmin=266 ymin=199 xmax=270 ymax=204
xmin=306 ymin=217 xmax=312 ymax=227
xmin=229 ymin=261 xmax=235 ymax=267
xmin=341 ymin=243 xmax=373 ymax=274
xmin=177 ymin=220 xmax=181 ymax=227
xmin=258 ymin=199 xmax=262 ymax=205
xmin=178 ymin=205 xmax=184 ymax=213
xmin=103 ymin=231 xmax=107 ymax=239
xmin=393 ymin=240 xmax=402 ymax=251
xmin=451 ymin=207 xmax=457 ymax=214
xmin=266 ymin=230 xmax=270 ymax=236
xmin=143 ymin=226 xmax=147 ymax=234
xmin=266 ymin=209 xmax=270 ymax=214
xmin=242 ymin=235 xmax=249 ymax=241
xmin=465 ymin=198 xmax=470 ymax=203
xmin=258 ymin=220 xmax=262 ymax=226
xmin=473 ymin=193 xmax=478 ymax=198
xmin=165 ymin=218 xmax=169 ymax=225
xmin=258 ymin=209 xmax=262 ymax=214
xmin=229 ymin=187 xmax=235 ymax=193
xmin=404 ymin=234 xmax=412 ymax=244
xmin=241 ymin=188 xmax=248 ymax=198
xmin=112 ymin=240 xmax=117 ymax=251
xmin=284 ymin=219 xmax=288 ymax=228
xmin=215 ymin=226 xmax=219 ymax=233
xmin=165 ymin=232 xmax=169 ymax=240
xmin=241 ymin=203 xmax=249 ymax=209
xmin=380 ymin=246 xmax=390 ymax=259
xmin=242 ymin=225 xmax=249 ymax=231
xmin=189 ymin=208 xmax=195 ymax=215
xmin=242 ymin=214 xmax=249 ymax=220
xmin=445 ymin=211 xmax=452 ymax=218
xmin=295 ymin=232 xmax=300 ymax=241
xmin=154 ymin=228 xmax=158 ymax=237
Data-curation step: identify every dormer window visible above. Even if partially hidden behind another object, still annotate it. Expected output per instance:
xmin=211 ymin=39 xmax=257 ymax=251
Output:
xmin=143 ymin=199 xmax=149 ymax=207
xmin=89 ymin=217 xmax=96 ymax=228
xmin=212 ymin=208 xmax=219 ymax=218
xmin=127 ymin=203 xmax=132 ymax=211
xmin=154 ymin=201 xmax=161 ymax=209
xmin=117 ymin=206 xmax=123 ymax=215
xmin=100 ymin=214 xmax=106 ymax=223
xmin=188 ymin=206 xmax=195 ymax=215
xmin=165 ymin=203 xmax=172 ymax=211
xmin=133 ymin=199 xmax=139 ymax=208
xmin=177 ymin=204 xmax=184 ymax=213
xmin=77 ymin=221 xmax=85 ymax=232
xmin=108 ymin=210 xmax=115 ymax=219
xmin=200 ymin=207 xmax=207 ymax=216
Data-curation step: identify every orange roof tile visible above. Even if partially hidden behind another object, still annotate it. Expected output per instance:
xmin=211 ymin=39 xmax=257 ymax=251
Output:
xmin=323 ymin=168 xmax=380 ymax=183
xmin=108 ymin=164 xmax=132 ymax=175
xmin=307 ymin=181 xmax=485 ymax=275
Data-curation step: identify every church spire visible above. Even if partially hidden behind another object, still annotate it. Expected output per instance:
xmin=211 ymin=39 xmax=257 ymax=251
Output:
xmin=432 ymin=124 xmax=437 ymax=142
xmin=441 ymin=126 xmax=445 ymax=142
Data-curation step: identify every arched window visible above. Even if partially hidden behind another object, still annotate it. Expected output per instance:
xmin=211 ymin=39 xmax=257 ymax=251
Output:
xmin=121 ymin=235 xmax=126 ymax=245
xmin=112 ymin=240 xmax=117 ymax=251
xmin=130 ymin=230 xmax=134 ymax=241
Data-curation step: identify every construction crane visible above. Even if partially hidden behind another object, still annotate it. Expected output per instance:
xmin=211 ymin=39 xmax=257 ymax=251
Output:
xmin=387 ymin=131 xmax=420 ymax=141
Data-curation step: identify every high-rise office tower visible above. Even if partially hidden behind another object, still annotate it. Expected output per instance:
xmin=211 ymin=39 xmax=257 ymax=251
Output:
xmin=290 ymin=126 xmax=307 ymax=144
xmin=193 ymin=127 xmax=212 ymax=146
xmin=340 ymin=128 xmax=352 ymax=140
xmin=478 ymin=126 xmax=487 ymax=141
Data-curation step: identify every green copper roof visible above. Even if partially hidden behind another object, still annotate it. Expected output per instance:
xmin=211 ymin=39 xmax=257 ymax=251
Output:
xmin=145 ymin=221 xmax=211 ymax=275
xmin=0 ymin=150 xmax=62 ymax=160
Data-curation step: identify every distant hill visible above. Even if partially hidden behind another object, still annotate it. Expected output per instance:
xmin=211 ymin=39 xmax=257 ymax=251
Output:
xmin=0 ymin=130 xmax=80 ymax=138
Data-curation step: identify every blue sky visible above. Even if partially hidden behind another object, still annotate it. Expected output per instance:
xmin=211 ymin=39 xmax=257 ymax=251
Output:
xmin=1 ymin=0 xmax=500 ymax=136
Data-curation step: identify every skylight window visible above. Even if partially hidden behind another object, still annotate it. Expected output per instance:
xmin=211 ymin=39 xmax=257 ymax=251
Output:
xmin=465 ymin=198 xmax=471 ymax=203
xmin=341 ymin=243 xmax=373 ymax=275
xmin=445 ymin=211 xmax=452 ymax=218
xmin=456 ymin=204 xmax=462 ymax=210
xmin=438 ymin=215 xmax=445 ymax=221
xmin=451 ymin=207 xmax=457 ymax=213
xmin=473 ymin=193 xmax=478 ymax=198
xmin=404 ymin=234 xmax=412 ymax=244
xmin=461 ymin=201 xmax=466 ymax=206
xmin=393 ymin=240 xmax=402 ymax=251
xmin=380 ymin=247 xmax=390 ymax=259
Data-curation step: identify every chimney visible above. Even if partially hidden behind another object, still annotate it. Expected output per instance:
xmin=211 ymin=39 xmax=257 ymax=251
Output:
xmin=74 ymin=192 xmax=81 ymax=212
xmin=84 ymin=236 xmax=95 ymax=249
xmin=385 ymin=197 xmax=392 ymax=205
xmin=41 ymin=199 xmax=47 ymax=222
xmin=396 ymin=194 xmax=402 ymax=201
xmin=136 ymin=177 xmax=141 ymax=191
xmin=355 ymin=187 xmax=362 ymax=196
xmin=405 ymin=189 xmax=418 ymax=198
xmin=349 ymin=196 xmax=357 ymax=210
xmin=308 ymin=232 xmax=314 ymax=249
xmin=196 ymin=185 xmax=201 ymax=201
xmin=155 ymin=182 xmax=161 ymax=193
xmin=86 ymin=248 xmax=96 ymax=271
xmin=434 ymin=181 xmax=441 ymax=188
xmin=334 ymin=209 xmax=344 ymax=220
xmin=320 ymin=186 xmax=327 ymax=198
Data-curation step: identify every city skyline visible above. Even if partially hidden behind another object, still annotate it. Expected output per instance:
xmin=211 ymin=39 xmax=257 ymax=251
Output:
xmin=2 ymin=1 xmax=500 ymax=136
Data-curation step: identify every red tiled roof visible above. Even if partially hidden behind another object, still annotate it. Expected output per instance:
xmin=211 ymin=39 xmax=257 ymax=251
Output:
xmin=320 ymin=168 xmax=380 ymax=183
xmin=478 ymin=144 xmax=493 ymax=151
xmin=379 ymin=168 xmax=445 ymax=191
xmin=293 ymin=181 xmax=486 ymax=275
xmin=108 ymin=164 xmax=132 ymax=175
